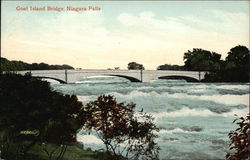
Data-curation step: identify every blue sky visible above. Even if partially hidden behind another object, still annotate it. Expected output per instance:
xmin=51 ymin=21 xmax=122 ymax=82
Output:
xmin=1 ymin=1 xmax=249 ymax=69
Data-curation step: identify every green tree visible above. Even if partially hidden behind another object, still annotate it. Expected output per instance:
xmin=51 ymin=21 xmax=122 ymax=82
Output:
xmin=0 ymin=57 xmax=74 ymax=71
xmin=226 ymin=45 xmax=249 ymax=67
xmin=0 ymin=58 xmax=18 ymax=71
xmin=224 ymin=45 xmax=249 ymax=82
xmin=84 ymin=95 xmax=159 ymax=160
xmin=202 ymin=45 xmax=250 ymax=82
xmin=226 ymin=115 xmax=250 ymax=160
xmin=127 ymin=62 xmax=145 ymax=70
xmin=183 ymin=48 xmax=222 ymax=71
xmin=157 ymin=64 xmax=184 ymax=70
xmin=0 ymin=73 xmax=85 ymax=160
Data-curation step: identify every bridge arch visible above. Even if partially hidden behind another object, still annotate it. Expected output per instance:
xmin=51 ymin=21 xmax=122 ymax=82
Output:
xmin=158 ymin=75 xmax=199 ymax=82
xmin=33 ymin=76 xmax=67 ymax=84
xmin=107 ymin=75 xmax=142 ymax=82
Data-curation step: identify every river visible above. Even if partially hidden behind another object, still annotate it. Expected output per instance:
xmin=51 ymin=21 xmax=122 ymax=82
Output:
xmin=47 ymin=76 xmax=249 ymax=160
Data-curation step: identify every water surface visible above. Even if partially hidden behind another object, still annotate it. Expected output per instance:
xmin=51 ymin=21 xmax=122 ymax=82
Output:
xmin=49 ymin=76 xmax=249 ymax=159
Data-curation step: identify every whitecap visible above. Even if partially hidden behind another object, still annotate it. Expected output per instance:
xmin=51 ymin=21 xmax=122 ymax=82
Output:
xmin=195 ymin=94 xmax=249 ymax=106
xmin=152 ymin=107 xmax=216 ymax=119
xmin=152 ymin=107 xmax=249 ymax=119
xmin=222 ymin=107 xmax=249 ymax=118
xmin=105 ymin=90 xmax=249 ymax=106
xmin=77 ymin=95 xmax=95 ymax=103
xmin=166 ymin=93 xmax=249 ymax=106
xmin=76 ymin=134 xmax=103 ymax=144
xmin=216 ymin=85 xmax=249 ymax=90
xmin=158 ymin=128 xmax=191 ymax=134
xmin=107 ymin=90 xmax=157 ymax=99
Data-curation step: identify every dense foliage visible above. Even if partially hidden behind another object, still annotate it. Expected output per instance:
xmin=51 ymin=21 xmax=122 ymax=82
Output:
xmin=183 ymin=48 xmax=222 ymax=71
xmin=204 ymin=45 xmax=249 ymax=82
xmin=226 ymin=115 xmax=250 ymax=160
xmin=84 ymin=95 xmax=159 ymax=160
xmin=0 ymin=73 xmax=160 ymax=160
xmin=156 ymin=64 xmax=184 ymax=70
xmin=183 ymin=45 xmax=249 ymax=82
xmin=0 ymin=57 xmax=74 ymax=71
xmin=127 ymin=62 xmax=145 ymax=70
xmin=0 ymin=73 xmax=84 ymax=160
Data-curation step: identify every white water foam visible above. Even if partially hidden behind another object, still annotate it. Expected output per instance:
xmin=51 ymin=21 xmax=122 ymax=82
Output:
xmin=78 ymin=96 xmax=95 ymax=103
xmin=158 ymin=128 xmax=191 ymax=134
xmin=152 ymin=107 xmax=216 ymax=119
xmin=216 ymin=85 xmax=249 ymax=90
xmin=109 ymin=90 xmax=249 ymax=106
xmin=108 ymin=90 xmax=156 ymax=99
xmin=153 ymin=107 xmax=249 ymax=119
xmin=222 ymin=107 xmax=249 ymax=117
xmin=77 ymin=134 xmax=103 ymax=144
xmin=163 ymin=92 xmax=249 ymax=106
xmin=194 ymin=94 xmax=249 ymax=106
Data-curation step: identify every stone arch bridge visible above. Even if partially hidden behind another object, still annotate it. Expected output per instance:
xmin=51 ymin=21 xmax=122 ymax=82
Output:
xmin=19 ymin=69 xmax=205 ymax=83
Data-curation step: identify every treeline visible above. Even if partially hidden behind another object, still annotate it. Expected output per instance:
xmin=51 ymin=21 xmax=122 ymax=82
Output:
xmin=183 ymin=45 xmax=249 ymax=82
xmin=157 ymin=64 xmax=184 ymax=70
xmin=0 ymin=57 xmax=74 ymax=71
xmin=127 ymin=62 xmax=185 ymax=70
xmin=156 ymin=45 xmax=249 ymax=82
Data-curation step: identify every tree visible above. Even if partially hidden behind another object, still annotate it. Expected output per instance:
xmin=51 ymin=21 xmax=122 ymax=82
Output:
xmin=226 ymin=114 xmax=250 ymax=160
xmin=224 ymin=45 xmax=249 ymax=82
xmin=157 ymin=64 xmax=184 ymax=70
xmin=40 ymin=94 xmax=85 ymax=160
xmin=0 ymin=73 xmax=85 ymax=160
xmin=84 ymin=95 xmax=159 ymax=160
xmin=0 ymin=57 xmax=75 ymax=71
xmin=226 ymin=45 xmax=249 ymax=67
xmin=201 ymin=45 xmax=250 ymax=82
xmin=127 ymin=62 xmax=145 ymax=70
xmin=183 ymin=48 xmax=221 ymax=71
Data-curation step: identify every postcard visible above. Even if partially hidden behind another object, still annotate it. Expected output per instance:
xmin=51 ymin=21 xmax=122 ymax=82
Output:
xmin=1 ymin=1 xmax=249 ymax=160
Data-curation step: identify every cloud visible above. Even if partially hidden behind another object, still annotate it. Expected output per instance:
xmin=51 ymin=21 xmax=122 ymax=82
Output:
xmin=179 ymin=10 xmax=249 ymax=35
xmin=117 ymin=10 xmax=249 ymax=60
xmin=2 ymin=6 xmax=249 ymax=69
xmin=118 ymin=10 xmax=249 ymax=36
xmin=2 ymin=11 xmax=110 ymax=68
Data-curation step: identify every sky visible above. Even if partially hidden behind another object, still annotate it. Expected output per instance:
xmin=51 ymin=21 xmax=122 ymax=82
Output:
xmin=1 ymin=1 xmax=249 ymax=70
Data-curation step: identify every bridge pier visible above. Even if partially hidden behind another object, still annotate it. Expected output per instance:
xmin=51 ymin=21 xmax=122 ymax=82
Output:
xmin=65 ymin=69 xmax=68 ymax=83
xmin=140 ymin=69 xmax=143 ymax=82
